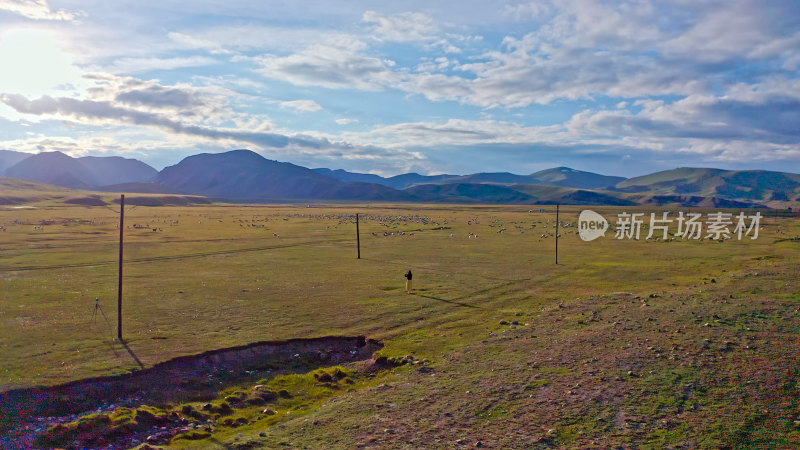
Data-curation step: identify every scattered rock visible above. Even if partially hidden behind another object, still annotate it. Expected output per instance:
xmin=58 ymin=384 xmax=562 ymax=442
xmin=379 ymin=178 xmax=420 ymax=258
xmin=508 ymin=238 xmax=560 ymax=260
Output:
xmin=315 ymin=372 xmax=333 ymax=382
xmin=262 ymin=408 xmax=276 ymax=415
xmin=278 ymin=390 xmax=292 ymax=398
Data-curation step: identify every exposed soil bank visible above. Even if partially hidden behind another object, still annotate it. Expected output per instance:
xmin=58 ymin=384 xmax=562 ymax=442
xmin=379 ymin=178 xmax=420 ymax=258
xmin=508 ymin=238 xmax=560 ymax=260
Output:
xmin=0 ymin=336 xmax=382 ymax=445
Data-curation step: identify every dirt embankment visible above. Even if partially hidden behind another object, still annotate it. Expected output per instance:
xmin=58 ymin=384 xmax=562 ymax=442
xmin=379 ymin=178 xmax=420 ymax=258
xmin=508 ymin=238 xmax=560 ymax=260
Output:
xmin=0 ymin=336 xmax=382 ymax=444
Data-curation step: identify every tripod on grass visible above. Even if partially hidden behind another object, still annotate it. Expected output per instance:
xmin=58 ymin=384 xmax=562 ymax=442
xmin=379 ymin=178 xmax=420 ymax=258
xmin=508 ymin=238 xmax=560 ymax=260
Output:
xmin=91 ymin=297 xmax=111 ymax=327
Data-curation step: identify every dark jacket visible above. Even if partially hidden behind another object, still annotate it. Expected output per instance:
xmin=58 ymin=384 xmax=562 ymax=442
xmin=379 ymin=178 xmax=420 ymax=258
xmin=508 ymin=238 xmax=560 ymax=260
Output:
xmin=404 ymin=271 xmax=413 ymax=281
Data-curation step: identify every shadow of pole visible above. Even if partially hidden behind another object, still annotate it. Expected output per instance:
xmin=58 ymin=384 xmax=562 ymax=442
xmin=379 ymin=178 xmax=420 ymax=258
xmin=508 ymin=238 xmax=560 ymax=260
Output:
xmin=120 ymin=340 xmax=145 ymax=369
xmin=417 ymin=294 xmax=480 ymax=309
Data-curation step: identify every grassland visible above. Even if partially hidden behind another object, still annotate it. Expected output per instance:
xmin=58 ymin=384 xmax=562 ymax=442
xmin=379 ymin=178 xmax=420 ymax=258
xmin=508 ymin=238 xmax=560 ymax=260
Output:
xmin=1 ymin=200 xmax=798 ymax=448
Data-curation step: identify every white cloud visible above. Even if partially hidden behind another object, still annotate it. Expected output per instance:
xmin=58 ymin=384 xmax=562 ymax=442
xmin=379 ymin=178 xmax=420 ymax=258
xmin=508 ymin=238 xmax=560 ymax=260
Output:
xmin=254 ymin=37 xmax=399 ymax=91
xmin=280 ymin=99 xmax=322 ymax=112
xmin=167 ymin=26 xmax=355 ymax=54
xmin=0 ymin=0 xmax=77 ymax=20
xmin=363 ymin=10 xmax=437 ymax=43
xmin=98 ymin=56 xmax=218 ymax=75
xmin=335 ymin=118 xmax=358 ymax=125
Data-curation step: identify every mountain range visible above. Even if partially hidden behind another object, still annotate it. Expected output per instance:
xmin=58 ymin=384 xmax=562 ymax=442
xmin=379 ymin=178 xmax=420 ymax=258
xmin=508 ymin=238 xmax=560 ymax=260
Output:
xmin=1 ymin=149 xmax=799 ymax=207
xmin=313 ymin=166 xmax=624 ymax=190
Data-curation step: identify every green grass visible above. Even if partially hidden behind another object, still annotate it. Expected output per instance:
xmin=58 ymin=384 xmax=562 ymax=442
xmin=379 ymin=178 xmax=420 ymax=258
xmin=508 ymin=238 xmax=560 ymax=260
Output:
xmin=2 ymin=202 xmax=799 ymax=448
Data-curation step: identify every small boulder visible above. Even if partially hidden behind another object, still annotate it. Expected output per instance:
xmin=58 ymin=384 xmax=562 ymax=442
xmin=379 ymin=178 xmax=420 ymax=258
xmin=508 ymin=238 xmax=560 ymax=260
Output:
xmin=278 ymin=390 xmax=292 ymax=399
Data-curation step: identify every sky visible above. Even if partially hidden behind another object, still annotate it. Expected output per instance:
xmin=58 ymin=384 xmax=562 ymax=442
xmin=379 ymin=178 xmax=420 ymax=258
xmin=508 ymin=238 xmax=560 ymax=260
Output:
xmin=0 ymin=0 xmax=798 ymax=177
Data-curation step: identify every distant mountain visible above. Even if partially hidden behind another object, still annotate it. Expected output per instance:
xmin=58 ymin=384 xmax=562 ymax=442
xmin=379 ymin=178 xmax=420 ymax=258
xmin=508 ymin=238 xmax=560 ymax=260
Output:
xmin=156 ymin=149 xmax=414 ymax=201
xmin=4 ymin=148 xmax=798 ymax=207
xmin=319 ymin=170 xmax=459 ymax=189
xmin=3 ymin=151 xmax=157 ymax=189
xmin=530 ymin=167 xmax=626 ymax=189
xmin=383 ymin=173 xmax=460 ymax=189
xmin=513 ymin=184 xmax=637 ymax=206
xmin=405 ymin=183 xmax=535 ymax=203
xmin=445 ymin=172 xmax=533 ymax=185
xmin=79 ymin=156 xmax=157 ymax=186
xmin=613 ymin=167 xmax=800 ymax=203
xmin=313 ymin=166 xmax=625 ymax=190
xmin=0 ymin=150 xmax=31 ymax=173
xmin=313 ymin=168 xmax=386 ymax=185
xmin=5 ymin=151 xmax=98 ymax=189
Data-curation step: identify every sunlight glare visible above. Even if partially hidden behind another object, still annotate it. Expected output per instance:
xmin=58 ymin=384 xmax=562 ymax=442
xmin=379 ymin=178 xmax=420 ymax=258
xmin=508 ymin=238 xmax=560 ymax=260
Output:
xmin=0 ymin=28 xmax=84 ymax=98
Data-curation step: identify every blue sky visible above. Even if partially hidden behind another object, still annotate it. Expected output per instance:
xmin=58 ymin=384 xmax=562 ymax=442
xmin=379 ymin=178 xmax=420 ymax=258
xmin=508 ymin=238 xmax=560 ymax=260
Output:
xmin=0 ymin=0 xmax=798 ymax=177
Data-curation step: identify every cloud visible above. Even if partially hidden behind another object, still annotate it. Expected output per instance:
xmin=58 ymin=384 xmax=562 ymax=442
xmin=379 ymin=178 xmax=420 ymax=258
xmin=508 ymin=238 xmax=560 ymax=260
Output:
xmin=254 ymin=37 xmax=399 ymax=91
xmin=80 ymin=73 xmax=235 ymax=125
xmin=167 ymin=26 xmax=357 ymax=54
xmin=99 ymin=56 xmax=218 ymax=75
xmin=662 ymin=1 xmax=800 ymax=64
xmin=280 ymin=99 xmax=322 ymax=112
xmin=0 ymin=0 xmax=77 ymax=20
xmin=248 ymin=1 xmax=798 ymax=111
xmin=114 ymin=86 xmax=205 ymax=110
xmin=0 ymin=88 xmax=418 ymax=168
xmin=363 ymin=11 xmax=437 ymax=43
xmin=567 ymin=80 xmax=800 ymax=144
xmin=335 ymin=118 xmax=357 ymax=125
xmin=0 ymin=93 xmax=292 ymax=148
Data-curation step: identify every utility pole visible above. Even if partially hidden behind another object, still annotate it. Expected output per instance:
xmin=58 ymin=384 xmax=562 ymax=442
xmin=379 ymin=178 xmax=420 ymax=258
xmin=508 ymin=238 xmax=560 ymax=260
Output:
xmin=356 ymin=213 xmax=361 ymax=259
xmin=555 ymin=203 xmax=559 ymax=265
xmin=118 ymin=194 xmax=124 ymax=341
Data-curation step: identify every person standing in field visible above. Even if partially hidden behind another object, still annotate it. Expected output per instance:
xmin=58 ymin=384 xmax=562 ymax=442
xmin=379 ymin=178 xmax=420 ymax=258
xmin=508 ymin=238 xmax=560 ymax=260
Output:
xmin=404 ymin=270 xmax=413 ymax=294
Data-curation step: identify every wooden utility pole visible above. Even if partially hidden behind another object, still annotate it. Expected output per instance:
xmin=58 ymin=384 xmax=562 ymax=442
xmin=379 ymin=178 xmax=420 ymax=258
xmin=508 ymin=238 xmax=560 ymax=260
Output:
xmin=118 ymin=194 xmax=124 ymax=341
xmin=356 ymin=213 xmax=361 ymax=259
xmin=555 ymin=203 xmax=559 ymax=265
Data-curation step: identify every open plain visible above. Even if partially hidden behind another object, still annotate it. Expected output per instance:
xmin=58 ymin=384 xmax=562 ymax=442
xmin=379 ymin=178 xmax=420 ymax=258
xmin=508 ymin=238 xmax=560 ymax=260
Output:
xmin=1 ymin=199 xmax=799 ymax=448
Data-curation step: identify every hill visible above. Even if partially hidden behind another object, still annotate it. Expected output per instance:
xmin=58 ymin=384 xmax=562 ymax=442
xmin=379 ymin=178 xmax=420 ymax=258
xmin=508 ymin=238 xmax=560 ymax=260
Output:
xmin=156 ymin=149 xmax=413 ymax=201
xmin=613 ymin=167 xmax=800 ymax=203
xmin=5 ymin=151 xmax=98 ymax=189
xmin=314 ymin=166 xmax=625 ymax=190
xmin=312 ymin=168 xmax=386 ymax=185
xmin=530 ymin=167 xmax=626 ymax=189
xmin=0 ymin=150 xmax=31 ymax=173
xmin=3 ymin=151 xmax=157 ymax=189
xmin=78 ymin=156 xmax=157 ymax=186
xmin=383 ymin=173 xmax=460 ymax=189
xmin=405 ymin=183 xmax=535 ymax=203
